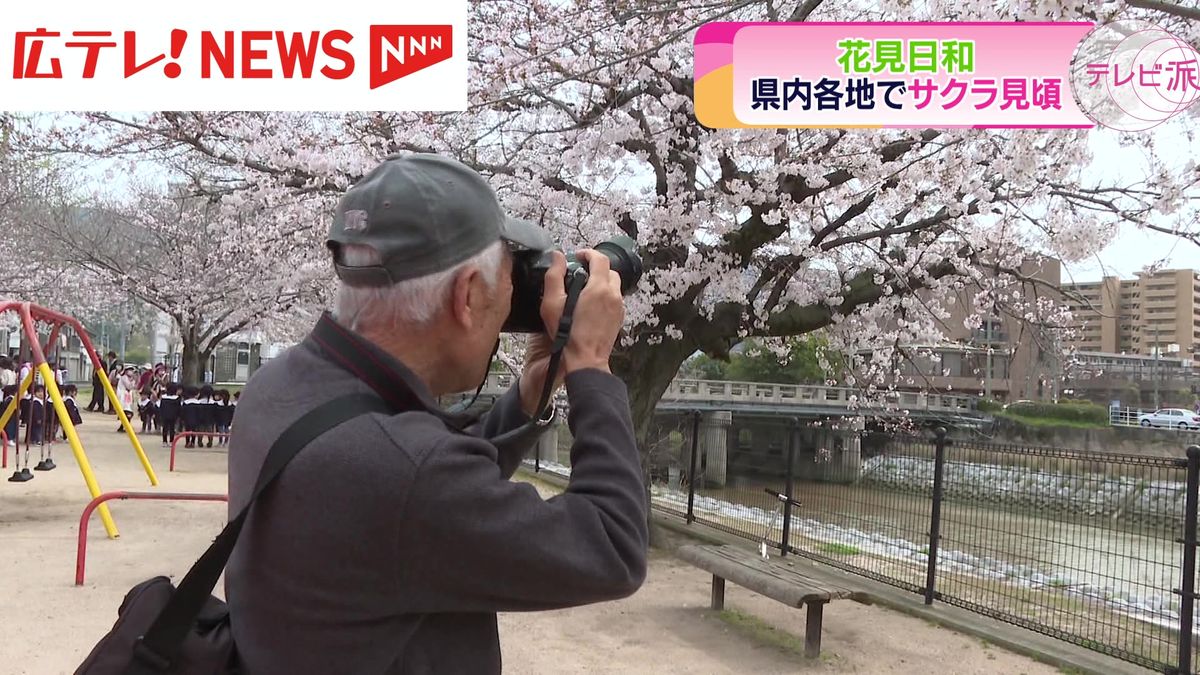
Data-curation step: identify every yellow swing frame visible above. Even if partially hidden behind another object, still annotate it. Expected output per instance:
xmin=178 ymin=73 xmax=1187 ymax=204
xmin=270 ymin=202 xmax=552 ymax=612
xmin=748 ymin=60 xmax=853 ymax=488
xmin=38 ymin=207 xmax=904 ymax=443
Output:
xmin=0 ymin=301 xmax=158 ymax=538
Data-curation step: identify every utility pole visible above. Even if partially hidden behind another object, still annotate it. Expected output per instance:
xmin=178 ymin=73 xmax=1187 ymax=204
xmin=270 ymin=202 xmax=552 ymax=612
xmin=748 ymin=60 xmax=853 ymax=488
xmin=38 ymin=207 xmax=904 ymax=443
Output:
xmin=985 ymin=345 xmax=992 ymax=400
xmin=1153 ymin=322 xmax=1161 ymax=409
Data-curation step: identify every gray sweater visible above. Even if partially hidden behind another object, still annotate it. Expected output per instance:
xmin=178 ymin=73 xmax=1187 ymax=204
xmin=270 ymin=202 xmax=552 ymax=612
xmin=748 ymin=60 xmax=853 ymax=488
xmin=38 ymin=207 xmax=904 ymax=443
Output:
xmin=225 ymin=314 xmax=648 ymax=673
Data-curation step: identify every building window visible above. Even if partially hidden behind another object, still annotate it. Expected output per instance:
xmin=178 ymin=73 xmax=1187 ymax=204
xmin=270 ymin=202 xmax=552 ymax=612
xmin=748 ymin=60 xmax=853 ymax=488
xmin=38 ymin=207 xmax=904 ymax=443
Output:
xmin=940 ymin=352 xmax=963 ymax=378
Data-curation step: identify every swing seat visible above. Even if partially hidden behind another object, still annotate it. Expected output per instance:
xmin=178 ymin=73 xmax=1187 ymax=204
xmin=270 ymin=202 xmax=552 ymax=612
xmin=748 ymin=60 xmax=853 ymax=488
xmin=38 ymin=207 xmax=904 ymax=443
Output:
xmin=35 ymin=458 xmax=55 ymax=471
xmin=8 ymin=468 xmax=33 ymax=482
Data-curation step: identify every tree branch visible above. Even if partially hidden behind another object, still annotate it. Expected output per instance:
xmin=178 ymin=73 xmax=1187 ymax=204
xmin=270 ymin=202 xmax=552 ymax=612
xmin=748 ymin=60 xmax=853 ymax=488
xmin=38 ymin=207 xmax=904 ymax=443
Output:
xmin=1126 ymin=0 xmax=1200 ymax=21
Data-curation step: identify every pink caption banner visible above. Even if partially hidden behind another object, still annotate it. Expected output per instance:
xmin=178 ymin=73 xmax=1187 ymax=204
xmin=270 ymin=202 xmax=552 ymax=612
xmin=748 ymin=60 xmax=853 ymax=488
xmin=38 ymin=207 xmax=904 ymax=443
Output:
xmin=694 ymin=22 xmax=1095 ymax=129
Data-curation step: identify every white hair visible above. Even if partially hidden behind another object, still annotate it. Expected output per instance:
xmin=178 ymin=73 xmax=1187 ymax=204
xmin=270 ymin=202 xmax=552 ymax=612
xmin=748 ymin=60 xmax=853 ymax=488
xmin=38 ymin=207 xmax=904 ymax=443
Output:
xmin=332 ymin=241 xmax=506 ymax=332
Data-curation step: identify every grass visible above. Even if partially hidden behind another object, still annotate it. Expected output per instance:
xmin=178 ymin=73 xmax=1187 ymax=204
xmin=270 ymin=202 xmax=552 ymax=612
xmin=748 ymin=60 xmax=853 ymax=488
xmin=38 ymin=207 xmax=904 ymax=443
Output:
xmin=817 ymin=542 xmax=861 ymax=556
xmin=996 ymin=411 xmax=1109 ymax=430
xmin=716 ymin=608 xmax=834 ymax=661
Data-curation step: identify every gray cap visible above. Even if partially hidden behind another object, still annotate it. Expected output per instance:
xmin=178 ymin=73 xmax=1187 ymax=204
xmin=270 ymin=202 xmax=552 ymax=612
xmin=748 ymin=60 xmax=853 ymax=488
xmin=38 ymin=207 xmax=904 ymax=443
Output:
xmin=326 ymin=153 xmax=553 ymax=286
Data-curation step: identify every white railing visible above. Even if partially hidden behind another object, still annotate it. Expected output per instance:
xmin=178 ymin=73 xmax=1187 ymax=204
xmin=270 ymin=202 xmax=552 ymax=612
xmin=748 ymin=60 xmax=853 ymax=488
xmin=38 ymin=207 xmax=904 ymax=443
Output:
xmin=461 ymin=374 xmax=976 ymax=413
xmin=1110 ymin=407 xmax=1146 ymax=428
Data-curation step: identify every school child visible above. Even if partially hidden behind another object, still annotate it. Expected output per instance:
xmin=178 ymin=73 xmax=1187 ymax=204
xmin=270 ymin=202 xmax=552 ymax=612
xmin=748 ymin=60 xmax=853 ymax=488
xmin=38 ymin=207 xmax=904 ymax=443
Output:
xmin=214 ymin=389 xmax=233 ymax=446
xmin=18 ymin=386 xmax=30 ymax=428
xmin=157 ymin=383 xmax=182 ymax=448
xmin=115 ymin=365 xmax=139 ymax=432
xmin=2 ymin=385 xmax=18 ymax=448
xmin=27 ymin=384 xmax=46 ymax=445
xmin=229 ymin=391 xmax=240 ymax=436
xmin=60 ymin=384 xmax=83 ymax=440
xmin=197 ymin=385 xmax=216 ymax=448
xmin=138 ymin=388 xmax=157 ymax=434
xmin=180 ymin=386 xmax=202 ymax=448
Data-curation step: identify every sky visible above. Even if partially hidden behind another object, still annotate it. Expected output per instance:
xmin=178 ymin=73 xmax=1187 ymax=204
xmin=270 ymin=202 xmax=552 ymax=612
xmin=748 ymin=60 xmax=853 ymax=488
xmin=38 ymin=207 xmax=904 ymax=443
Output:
xmin=1062 ymin=115 xmax=1200 ymax=283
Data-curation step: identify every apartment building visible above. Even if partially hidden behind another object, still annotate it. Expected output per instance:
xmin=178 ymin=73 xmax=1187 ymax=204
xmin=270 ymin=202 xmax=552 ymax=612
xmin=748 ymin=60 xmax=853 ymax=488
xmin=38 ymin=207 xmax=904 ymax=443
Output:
xmin=1064 ymin=269 xmax=1200 ymax=359
xmin=880 ymin=255 xmax=1064 ymax=401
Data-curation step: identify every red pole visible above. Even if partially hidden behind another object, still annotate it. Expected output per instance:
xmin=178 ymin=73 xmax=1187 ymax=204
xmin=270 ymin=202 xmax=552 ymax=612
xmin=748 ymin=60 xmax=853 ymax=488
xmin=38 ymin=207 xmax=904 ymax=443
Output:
xmin=170 ymin=434 xmax=181 ymax=471
xmin=76 ymin=490 xmax=228 ymax=586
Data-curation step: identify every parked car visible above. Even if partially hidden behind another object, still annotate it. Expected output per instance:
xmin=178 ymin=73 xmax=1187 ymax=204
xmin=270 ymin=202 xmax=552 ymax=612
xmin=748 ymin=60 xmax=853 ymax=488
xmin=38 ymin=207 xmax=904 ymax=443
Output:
xmin=1138 ymin=408 xmax=1200 ymax=429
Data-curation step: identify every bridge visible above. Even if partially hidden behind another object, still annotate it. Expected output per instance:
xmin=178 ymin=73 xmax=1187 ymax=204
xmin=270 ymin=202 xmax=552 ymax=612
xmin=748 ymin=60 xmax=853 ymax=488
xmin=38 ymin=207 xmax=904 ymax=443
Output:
xmin=466 ymin=373 xmax=982 ymax=422
xmin=459 ymin=373 xmax=986 ymax=489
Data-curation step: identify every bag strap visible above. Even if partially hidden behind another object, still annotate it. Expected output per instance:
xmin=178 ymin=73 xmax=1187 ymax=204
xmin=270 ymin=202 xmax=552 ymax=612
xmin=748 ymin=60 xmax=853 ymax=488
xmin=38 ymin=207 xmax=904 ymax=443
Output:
xmin=129 ymin=392 xmax=391 ymax=673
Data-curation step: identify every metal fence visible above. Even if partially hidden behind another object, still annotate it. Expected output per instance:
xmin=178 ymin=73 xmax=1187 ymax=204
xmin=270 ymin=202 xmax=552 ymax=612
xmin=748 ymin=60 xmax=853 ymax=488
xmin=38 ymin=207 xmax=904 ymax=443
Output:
xmin=656 ymin=415 xmax=1200 ymax=674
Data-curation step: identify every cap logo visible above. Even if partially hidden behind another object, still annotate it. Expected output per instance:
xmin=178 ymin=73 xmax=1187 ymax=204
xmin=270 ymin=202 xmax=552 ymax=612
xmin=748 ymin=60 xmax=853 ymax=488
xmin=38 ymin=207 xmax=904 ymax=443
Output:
xmin=343 ymin=209 xmax=369 ymax=232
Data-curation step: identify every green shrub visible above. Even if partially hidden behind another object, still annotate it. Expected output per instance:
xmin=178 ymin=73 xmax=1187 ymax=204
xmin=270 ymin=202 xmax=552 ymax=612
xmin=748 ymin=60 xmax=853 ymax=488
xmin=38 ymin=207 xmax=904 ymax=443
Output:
xmin=976 ymin=398 xmax=1004 ymax=413
xmin=1005 ymin=400 xmax=1108 ymax=425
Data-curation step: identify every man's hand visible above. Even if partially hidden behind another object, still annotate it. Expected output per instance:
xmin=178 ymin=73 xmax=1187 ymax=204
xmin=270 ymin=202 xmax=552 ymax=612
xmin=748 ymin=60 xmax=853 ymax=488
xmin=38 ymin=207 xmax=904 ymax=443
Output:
xmin=518 ymin=249 xmax=625 ymax=416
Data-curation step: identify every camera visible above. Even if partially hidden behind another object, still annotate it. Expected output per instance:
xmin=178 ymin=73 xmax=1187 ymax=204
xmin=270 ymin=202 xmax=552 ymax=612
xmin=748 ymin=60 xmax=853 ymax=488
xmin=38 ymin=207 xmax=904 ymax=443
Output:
xmin=504 ymin=235 xmax=644 ymax=333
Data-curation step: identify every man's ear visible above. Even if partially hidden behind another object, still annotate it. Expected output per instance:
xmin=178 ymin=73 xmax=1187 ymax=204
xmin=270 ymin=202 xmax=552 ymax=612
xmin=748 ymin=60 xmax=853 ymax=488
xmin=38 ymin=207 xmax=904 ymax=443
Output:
xmin=450 ymin=267 xmax=482 ymax=329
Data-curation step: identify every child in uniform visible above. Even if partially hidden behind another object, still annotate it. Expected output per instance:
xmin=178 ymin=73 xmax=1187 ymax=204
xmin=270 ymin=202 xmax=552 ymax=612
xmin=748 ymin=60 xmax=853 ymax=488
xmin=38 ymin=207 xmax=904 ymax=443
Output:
xmin=214 ymin=389 xmax=233 ymax=446
xmin=138 ymin=388 xmax=157 ymax=434
xmin=157 ymin=383 xmax=182 ymax=448
xmin=198 ymin=385 xmax=217 ymax=448
xmin=2 ymin=385 xmax=18 ymax=448
xmin=27 ymin=384 xmax=46 ymax=445
xmin=180 ymin=386 xmax=201 ymax=448
xmin=58 ymin=384 xmax=84 ymax=440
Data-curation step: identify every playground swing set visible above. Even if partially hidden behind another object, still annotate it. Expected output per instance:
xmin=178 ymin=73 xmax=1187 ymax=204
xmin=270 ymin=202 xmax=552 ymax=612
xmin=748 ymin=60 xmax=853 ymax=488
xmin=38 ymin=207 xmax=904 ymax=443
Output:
xmin=0 ymin=301 xmax=160 ymax=539
xmin=5 ymin=383 xmax=62 ymax=481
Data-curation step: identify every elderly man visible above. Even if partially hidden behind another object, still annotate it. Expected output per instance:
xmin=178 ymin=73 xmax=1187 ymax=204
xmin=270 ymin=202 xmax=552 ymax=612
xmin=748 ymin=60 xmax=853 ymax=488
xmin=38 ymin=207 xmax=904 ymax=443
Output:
xmin=225 ymin=154 xmax=648 ymax=673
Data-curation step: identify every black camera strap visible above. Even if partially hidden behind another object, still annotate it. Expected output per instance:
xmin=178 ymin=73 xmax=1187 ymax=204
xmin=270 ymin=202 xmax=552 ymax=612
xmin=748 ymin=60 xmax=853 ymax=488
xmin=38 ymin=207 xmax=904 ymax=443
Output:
xmin=532 ymin=269 xmax=588 ymax=420
xmin=485 ymin=270 xmax=588 ymax=448
xmin=453 ymin=265 xmax=590 ymax=427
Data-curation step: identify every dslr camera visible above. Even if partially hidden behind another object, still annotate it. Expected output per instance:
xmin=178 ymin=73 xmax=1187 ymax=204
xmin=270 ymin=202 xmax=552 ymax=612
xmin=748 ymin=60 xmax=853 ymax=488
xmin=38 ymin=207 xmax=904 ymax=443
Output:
xmin=504 ymin=235 xmax=643 ymax=333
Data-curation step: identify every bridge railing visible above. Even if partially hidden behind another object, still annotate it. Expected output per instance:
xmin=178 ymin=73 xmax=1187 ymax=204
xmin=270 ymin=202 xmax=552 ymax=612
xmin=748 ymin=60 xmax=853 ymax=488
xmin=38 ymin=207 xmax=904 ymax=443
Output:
xmin=661 ymin=379 xmax=975 ymax=412
xmin=462 ymin=373 xmax=976 ymax=413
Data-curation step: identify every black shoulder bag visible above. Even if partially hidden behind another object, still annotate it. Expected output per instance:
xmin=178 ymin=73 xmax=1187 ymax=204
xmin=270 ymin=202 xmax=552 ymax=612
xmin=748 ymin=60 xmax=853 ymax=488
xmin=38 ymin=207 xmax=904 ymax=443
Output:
xmin=75 ymin=393 xmax=391 ymax=675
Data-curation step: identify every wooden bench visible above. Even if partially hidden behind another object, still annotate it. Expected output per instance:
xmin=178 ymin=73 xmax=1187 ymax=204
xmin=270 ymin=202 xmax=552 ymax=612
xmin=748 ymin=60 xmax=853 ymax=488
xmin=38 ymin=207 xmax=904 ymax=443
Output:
xmin=676 ymin=544 xmax=871 ymax=659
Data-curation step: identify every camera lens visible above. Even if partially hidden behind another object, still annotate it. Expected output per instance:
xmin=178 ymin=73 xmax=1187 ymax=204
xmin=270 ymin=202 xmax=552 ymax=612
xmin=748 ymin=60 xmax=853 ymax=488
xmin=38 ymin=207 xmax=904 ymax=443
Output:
xmin=591 ymin=235 xmax=643 ymax=295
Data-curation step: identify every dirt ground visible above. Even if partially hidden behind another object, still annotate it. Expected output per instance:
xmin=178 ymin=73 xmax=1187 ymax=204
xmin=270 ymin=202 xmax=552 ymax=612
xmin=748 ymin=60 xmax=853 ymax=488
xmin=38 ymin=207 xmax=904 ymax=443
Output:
xmin=0 ymin=410 xmax=1060 ymax=674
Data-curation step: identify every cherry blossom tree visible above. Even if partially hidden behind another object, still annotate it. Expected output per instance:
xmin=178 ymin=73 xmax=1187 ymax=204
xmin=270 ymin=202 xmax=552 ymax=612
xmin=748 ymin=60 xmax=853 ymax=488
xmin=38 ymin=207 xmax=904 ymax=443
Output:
xmin=18 ymin=0 xmax=1200 ymax=443
xmin=0 ymin=113 xmax=121 ymax=322
xmin=23 ymin=183 xmax=329 ymax=384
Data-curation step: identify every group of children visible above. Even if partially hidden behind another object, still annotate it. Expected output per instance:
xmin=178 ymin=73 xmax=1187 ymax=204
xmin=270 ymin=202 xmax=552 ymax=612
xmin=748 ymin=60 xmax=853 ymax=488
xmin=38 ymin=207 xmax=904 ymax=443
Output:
xmin=2 ymin=382 xmax=84 ymax=448
xmin=4 ymin=376 xmax=239 ymax=482
xmin=3 ymin=383 xmax=85 ymax=479
xmin=1 ymin=380 xmax=240 ymax=449
xmin=137 ymin=384 xmax=239 ymax=448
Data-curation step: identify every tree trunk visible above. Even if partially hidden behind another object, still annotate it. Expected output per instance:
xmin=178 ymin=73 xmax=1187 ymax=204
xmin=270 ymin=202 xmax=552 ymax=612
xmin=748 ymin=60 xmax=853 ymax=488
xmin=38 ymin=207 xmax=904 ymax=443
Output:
xmin=612 ymin=338 xmax=695 ymax=454
xmin=179 ymin=341 xmax=205 ymax=387
xmin=176 ymin=319 xmax=216 ymax=387
xmin=611 ymin=338 xmax=695 ymax=546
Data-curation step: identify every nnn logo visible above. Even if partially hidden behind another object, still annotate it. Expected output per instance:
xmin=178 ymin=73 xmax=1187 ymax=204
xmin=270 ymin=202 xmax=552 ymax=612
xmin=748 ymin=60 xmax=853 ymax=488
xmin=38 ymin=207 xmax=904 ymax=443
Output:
xmin=369 ymin=25 xmax=452 ymax=89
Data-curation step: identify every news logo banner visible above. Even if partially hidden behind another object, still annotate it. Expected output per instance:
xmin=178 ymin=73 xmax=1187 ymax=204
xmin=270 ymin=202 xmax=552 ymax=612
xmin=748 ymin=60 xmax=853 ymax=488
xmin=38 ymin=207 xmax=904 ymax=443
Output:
xmin=0 ymin=0 xmax=466 ymax=111
xmin=694 ymin=22 xmax=1096 ymax=129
